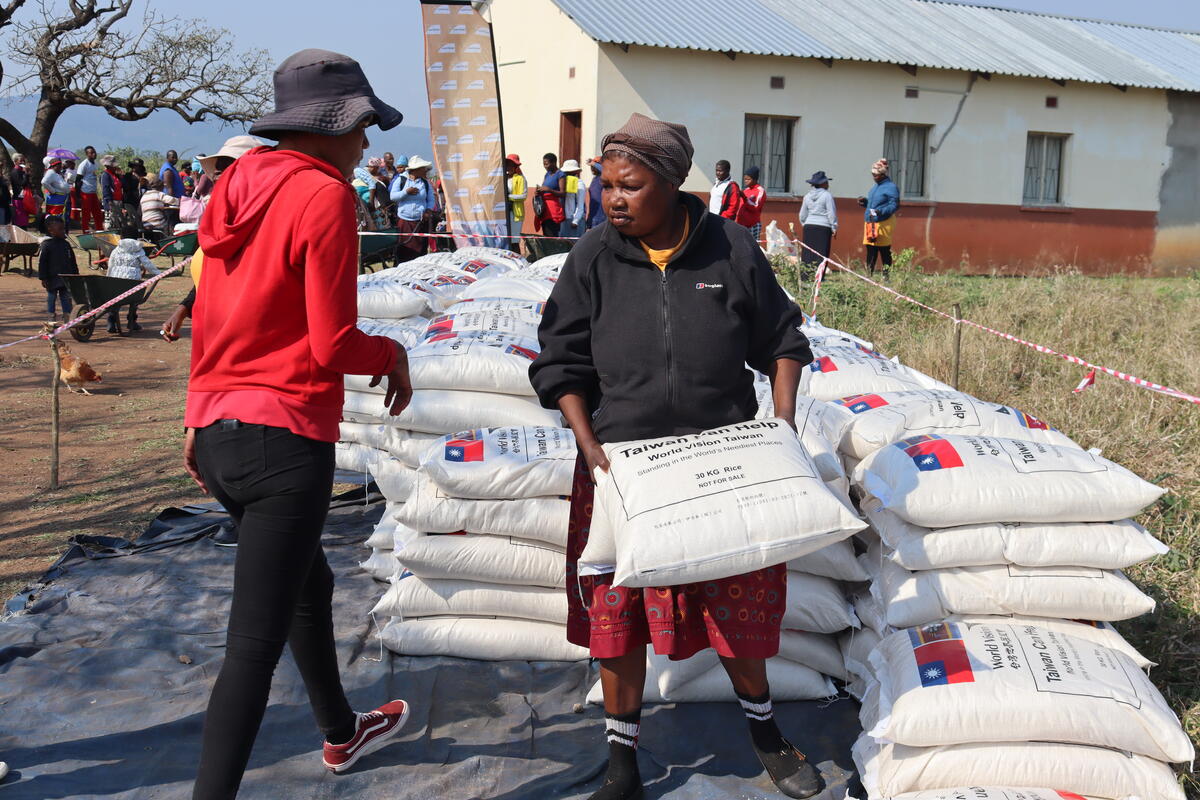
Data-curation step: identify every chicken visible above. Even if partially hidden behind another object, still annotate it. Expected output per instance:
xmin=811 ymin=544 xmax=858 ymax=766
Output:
xmin=56 ymin=343 xmax=102 ymax=394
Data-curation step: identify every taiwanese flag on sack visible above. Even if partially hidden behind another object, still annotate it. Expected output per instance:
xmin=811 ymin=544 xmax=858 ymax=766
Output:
xmin=908 ymin=623 xmax=975 ymax=687
xmin=424 ymin=315 xmax=455 ymax=339
xmin=1012 ymin=407 xmax=1050 ymax=430
xmin=505 ymin=343 xmax=538 ymax=361
xmin=839 ymin=393 xmax=889 ymax=414
xmin=809 ymin=356 xmax=838 ymax=373
xmin=444 ymin=437 xmax=484 ymax=462
xmin=1056 ymin=793 xmax=1087 ymax=800
xmin=898 ymin=434 xmax=964 ymax=471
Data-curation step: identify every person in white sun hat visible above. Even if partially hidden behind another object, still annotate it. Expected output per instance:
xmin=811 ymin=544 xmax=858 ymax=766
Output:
xmin=391 ymin=154 xmax=437 ymax=262
xmin=560 ymin=158 xmax=588 ymax=238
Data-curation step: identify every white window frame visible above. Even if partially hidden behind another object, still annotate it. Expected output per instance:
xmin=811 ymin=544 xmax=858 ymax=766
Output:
xmin=743 ymin=114 xmax=797 ymax=195
xmin=882 ymin=122 xmax=931 ymax=200
xmin=1023 ymin=132 xmax=1069 ymax=206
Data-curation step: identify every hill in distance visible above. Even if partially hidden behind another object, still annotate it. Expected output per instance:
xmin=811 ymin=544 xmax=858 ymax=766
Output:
xmin=0 ymin=95 xmax=432 ymax=161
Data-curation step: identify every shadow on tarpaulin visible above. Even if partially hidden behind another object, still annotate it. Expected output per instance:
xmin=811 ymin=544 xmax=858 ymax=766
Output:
xmin=0 ymin=488 xmax=862 ymax=799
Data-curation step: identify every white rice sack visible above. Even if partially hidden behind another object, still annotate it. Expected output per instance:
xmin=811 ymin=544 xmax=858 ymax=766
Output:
xmin=360 ymin=549 xmax=397 ymax=582
xmin=840 ymin=627 xmax=882 ymax=683
xmin=657 ymin=630 xmax=846 ymax=695
xmin=365 ymin=525 xmax=394 ymax=550
xmin=865 ymin=498 xmax=1168 ymax=571
xmin=452 ymin=245 xmax=528 ymax=270
xmin=801 ymin=345 xmax=952 ymax=402
xmin=356 ymin=283 xmax=429 ymax=319
xmin=783 ymin=571 xmax=860 ymax=633
xmin=371 ymin=455 xmax=417 ymax=502
xmin=874 ymin=558 xmax=1155 ymax=627
xmin=889 ymin=791 xmax=1100 ymax=800
xmin=592 ymin=419 xmax=865 ymax=587
xmin=801 ymin=319 xmax=873 ymax=351
xmin=356 ymin=317 xmax=425 ymax=348
xmin=753 ymin=389 xmax=854 ymax=484
xmin=587 ymin=654 xmax=836 ymax=705
xmin=338 ymin=421 xmax=391 ymax=451
xmin=853 ymin=735 xmax=1184 ymax=800
xmin=523 ymin=251 xmax=568 ymax=277
xmin=386 ymin=430 xmax=443 ymax=469
xmin=404 ymin=331 xmax=540 ymax=396
xmin=853 ymin=589 xmax=889 ymax=634
xmin=418 ymin=309 xmax=540 ymax=341
xmin=394 ymin=474 xmax=569 ymax=546
xmin=396 ymin=533 xmax=564 ymax=588
xmin=867 ymin=622 xmax=1193 ymax=763
xmin=444 ymin=297 xmax=546 ymax=321
xmin=343 ymin=382 xmax=561 ymax=433
xmin=457 ymin=274 xmax=557 ymax=302
xmin=371 ymin=574 xmax=567 ymax=623
xmin=334 ymin=441 xmax=383 ymax=474
xmin=452 ymin=255 xmax=517 ymax=280
xmin=421 ymin=426 xmax=576 ymax=499
xmin=855 ymin=434 xmax=1165 ymax=527
xmin=341 ymin=390 xmax=389 ymax=424
xmin=381 ymin=617 xmax=586 ymax=661
xmin=789 ymin=538 xmax=870 ymax=582
xmin=834 ymin=389 xmax=1079 ymax=459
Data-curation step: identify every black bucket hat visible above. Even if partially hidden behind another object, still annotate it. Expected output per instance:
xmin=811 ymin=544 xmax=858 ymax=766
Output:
xmin=249 ymin=49 xmax=403 ymax=138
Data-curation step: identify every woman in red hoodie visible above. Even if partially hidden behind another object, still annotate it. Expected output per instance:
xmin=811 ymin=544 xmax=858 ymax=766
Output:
xmin=183 ymin=50 xmax=414 ymax=799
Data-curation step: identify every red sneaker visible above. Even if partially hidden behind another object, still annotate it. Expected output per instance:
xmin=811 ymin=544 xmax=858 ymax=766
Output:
xmin=322 ymin=699 xmax=410 ymax=774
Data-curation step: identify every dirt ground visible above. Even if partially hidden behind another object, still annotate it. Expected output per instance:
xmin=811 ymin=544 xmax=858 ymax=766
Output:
xmin=0 ymin=257 xmax=205 ymax=599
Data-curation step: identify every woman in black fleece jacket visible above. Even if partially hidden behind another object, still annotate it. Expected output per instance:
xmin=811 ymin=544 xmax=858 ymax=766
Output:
xmin=530 ymin=114 xmax=820 ymax=800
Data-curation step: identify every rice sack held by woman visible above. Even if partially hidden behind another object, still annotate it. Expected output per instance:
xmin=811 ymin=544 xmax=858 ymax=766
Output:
xmin=530 ymin=113 xmax=819 ymax=800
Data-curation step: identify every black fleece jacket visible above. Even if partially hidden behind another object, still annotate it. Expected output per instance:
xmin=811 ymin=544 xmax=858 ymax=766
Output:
xmin=530 ymin=191 xmax=812 ymax=444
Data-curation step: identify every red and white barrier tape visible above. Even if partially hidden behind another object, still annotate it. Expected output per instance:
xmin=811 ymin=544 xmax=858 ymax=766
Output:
xmin=358 ymin=230 xmax=582 ymax=242
xmin=797 ymin=240 xmax=1200 ymax=406
xmin=0 ymin=257 xmax=188 ymax=351
xmin=809 ymin=260 xmax=827 ymax=316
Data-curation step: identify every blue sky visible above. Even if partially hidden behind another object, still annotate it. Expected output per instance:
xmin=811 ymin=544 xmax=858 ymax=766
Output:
xmin=199 ymin=0 xmax=1200 ymax=131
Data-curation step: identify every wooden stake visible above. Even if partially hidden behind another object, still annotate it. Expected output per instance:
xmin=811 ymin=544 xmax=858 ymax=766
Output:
xmin=951 ymin=302 xmax=963 ymax=390
xmin=50 ymin=336 xmax=60 ymax=490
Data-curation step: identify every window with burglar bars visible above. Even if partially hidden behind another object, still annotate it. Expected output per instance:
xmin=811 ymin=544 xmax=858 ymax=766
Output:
xmin=1023 ymin=133 xmax=1067 ymax=205
xmin=743 ymin=115 xmax=796 ymax=194
xmin=882 ymin=123 xmax=929 ymax=199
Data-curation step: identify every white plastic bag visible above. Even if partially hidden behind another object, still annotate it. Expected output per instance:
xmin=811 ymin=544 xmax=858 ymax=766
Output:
xmin=764 ymin=220 xmax=796 ymax=258
xmin=855 ymin=434 xmax=1164 ymax=527
xmin=592 ymin=419 xmax=865 ymax=587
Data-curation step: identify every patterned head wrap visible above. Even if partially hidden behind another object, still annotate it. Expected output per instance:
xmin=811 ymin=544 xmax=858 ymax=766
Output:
xmin=871 ymin=158 xmax=889 ymax=176
xmin=601 ymin=112 xmax=694 ymax=187
xmin=367 ymin=157 xmax=384 ymax=170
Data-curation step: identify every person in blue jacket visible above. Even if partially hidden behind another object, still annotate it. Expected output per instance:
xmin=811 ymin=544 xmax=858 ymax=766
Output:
xmin=856 ymin=158 xmax=899 ymax=277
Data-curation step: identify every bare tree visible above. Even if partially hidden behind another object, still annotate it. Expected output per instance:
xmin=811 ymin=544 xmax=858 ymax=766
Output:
xmin=0 ymin=0 xmax=272 ymax=185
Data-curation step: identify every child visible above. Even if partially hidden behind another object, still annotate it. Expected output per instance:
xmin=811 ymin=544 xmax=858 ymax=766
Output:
xmin=37 ymin=216 xmax=77 ymax=322
xmin=105 ymin=226 xmax=159 ymax=333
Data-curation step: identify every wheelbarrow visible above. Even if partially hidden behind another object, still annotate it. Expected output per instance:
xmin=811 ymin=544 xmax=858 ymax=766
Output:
xmin=61 ymin=274 xmax=158 ymax=341
xmin=158 ymin=230 xmax=199 ymax=267
xmin=76 ymin=229 xmax=117 ymax=270
xmin=359 ymin=228 xmax=398 ymax=274
xmin=94 ymin=233 xmax=157 ymax=263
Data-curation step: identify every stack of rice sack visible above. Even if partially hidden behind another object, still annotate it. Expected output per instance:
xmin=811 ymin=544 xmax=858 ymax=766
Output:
xmin=828 ymin=388 xmax=1188 ymax=798
xmin=577 ymin=414 xmax=871 ymax=703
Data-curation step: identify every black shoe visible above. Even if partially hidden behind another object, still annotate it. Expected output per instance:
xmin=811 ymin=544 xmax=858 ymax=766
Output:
xmin=754 ymin=739 xmax=823 ymax=799
xmin=211 ymin=526 xmax=239 ymax=547
xmin=107 ymin=325 xmax=119 ymax=333
xmin=128 ymin=322 xmax=142 ymax=332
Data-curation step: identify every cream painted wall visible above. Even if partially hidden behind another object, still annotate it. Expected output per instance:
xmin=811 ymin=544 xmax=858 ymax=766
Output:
xmin=490 ymin=0 xmax=600 ymax=179
xmin=490 ymin=1 xmax=1171 ymax=212
xmin=591 ymin=44 xmax=1170 ymax=211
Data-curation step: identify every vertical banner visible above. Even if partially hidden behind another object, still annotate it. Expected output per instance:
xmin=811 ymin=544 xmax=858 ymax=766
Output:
xmin=421 ymin=1 xmax=508 ymax=248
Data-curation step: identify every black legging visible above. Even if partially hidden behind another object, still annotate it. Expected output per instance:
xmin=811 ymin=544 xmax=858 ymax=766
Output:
xmin=192 ymin=421 xmax=356 ymax=800
xmin=865 ymin=244 xmax=892 ymax=274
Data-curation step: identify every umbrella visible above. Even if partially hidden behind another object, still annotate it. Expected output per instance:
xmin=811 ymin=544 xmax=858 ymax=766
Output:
xmin=47 ymin=147 xmax=77 ymax=161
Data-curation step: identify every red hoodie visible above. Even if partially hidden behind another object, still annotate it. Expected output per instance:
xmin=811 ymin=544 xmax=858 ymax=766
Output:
xmin=185 ymin=147 xmax=397 ymax=442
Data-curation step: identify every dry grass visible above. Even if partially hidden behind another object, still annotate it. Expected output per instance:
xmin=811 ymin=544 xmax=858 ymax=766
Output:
xmin=775 ymin=254 xmax=1200 ymax=796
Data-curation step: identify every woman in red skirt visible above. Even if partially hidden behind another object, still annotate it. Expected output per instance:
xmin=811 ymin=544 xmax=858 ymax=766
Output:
xmin=530 ymin=113 xmax=819 ymax=800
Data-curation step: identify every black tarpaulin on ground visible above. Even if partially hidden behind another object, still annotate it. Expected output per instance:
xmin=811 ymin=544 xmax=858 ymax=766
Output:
xmin=0 ymin=497 xmax=862 ymax=799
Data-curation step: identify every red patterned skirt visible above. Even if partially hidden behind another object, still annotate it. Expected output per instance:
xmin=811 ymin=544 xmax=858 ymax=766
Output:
xmin=565 ymin=455 xmax=786 ymax=661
